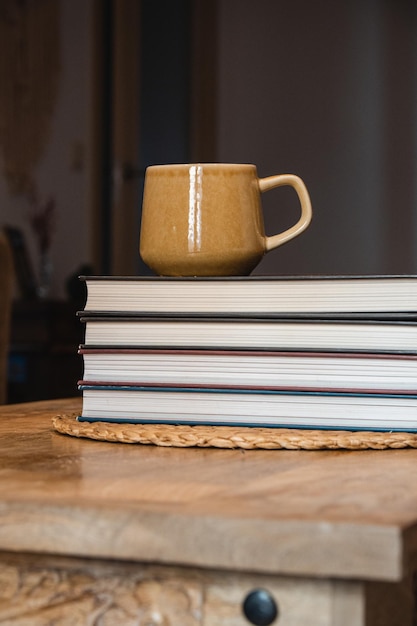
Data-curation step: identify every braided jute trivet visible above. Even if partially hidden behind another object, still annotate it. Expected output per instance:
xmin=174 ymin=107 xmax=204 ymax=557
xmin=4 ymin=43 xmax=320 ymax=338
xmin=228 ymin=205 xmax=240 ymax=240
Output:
xmin=52 ymin=413 xmax=417 ymax=450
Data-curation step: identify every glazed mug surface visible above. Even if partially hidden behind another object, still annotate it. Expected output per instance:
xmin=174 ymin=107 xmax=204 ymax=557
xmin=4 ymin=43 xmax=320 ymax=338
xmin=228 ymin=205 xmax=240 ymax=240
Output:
xmin=139 ymin=163 xmax=312 ymax=276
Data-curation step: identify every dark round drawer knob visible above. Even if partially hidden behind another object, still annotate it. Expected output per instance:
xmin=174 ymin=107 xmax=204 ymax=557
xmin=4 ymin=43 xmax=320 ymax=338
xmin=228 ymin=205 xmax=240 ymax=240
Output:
xmin=242 ymin=588 xmax=279 ymax=625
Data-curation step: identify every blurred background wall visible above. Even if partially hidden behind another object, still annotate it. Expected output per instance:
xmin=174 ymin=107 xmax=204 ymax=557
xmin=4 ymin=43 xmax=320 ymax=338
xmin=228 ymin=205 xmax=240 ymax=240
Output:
xmin=0 ymin=0 xmax=416 ymax=300
xmin=0 ymin=0 xmax=93 ymax=299
xmin=217 ymin=0 xmax=417 ymax=277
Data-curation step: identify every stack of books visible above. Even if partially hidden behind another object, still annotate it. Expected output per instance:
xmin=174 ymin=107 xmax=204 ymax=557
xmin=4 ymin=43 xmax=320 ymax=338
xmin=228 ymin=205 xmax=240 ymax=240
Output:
xmin=76 ymin=275 xmax=417 ymax=431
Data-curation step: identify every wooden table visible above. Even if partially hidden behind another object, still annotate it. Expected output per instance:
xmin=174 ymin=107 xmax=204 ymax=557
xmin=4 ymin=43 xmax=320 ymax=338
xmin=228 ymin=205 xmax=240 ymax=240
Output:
xmin=0 ymin=398 xmax=416 ymax=625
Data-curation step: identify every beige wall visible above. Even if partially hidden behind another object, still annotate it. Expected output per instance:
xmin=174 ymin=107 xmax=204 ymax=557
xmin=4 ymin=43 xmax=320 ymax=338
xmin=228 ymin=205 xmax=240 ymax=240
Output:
xmin=217 ymin=0 xmax=417 ymax=276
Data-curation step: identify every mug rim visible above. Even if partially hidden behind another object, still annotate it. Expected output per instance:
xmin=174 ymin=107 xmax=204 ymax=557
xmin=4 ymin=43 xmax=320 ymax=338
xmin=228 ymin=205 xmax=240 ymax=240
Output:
xmin=146 ymin=162 xmax=256 ymax=171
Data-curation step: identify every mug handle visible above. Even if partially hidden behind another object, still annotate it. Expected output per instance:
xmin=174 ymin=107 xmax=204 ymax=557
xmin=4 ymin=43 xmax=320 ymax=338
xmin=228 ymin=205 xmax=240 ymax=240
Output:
xmin=258 ymin=174 xmax=312 ymax=251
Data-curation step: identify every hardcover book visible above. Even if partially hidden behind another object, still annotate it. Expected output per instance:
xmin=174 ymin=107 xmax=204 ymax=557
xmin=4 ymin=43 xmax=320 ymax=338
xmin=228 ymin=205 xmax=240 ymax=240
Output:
xmin=79 ymin=347 xmax=417 ymax=393
xmin=80 ymin=274 xmax=417 ymax=316
xmin=77 ymin=384 xmax=417 ymax=431
xmin=79 ymin=316 xmax=417 ymax=353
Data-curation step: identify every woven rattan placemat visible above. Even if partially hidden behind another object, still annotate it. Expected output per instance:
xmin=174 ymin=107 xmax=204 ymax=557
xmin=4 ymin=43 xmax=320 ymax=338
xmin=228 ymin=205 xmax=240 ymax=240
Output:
xmin=52 ymin=413 xmax=417 ymax=450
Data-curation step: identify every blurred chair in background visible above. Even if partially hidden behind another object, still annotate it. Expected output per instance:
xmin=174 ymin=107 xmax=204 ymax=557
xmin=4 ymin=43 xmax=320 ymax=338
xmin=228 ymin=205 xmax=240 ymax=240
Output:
xmin=0 ymin=230 xmax=14 ymax=403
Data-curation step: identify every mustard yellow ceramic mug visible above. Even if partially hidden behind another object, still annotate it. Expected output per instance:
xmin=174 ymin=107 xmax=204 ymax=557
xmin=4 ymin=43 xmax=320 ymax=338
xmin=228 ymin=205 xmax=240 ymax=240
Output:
xmin=140 ymin=163 xmax=312 ymax=276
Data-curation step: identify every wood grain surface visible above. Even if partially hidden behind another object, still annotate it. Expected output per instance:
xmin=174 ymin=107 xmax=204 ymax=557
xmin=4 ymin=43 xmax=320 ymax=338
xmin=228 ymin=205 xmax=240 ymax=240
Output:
xmin=1 ymin=398 xmax=417 ymax=582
